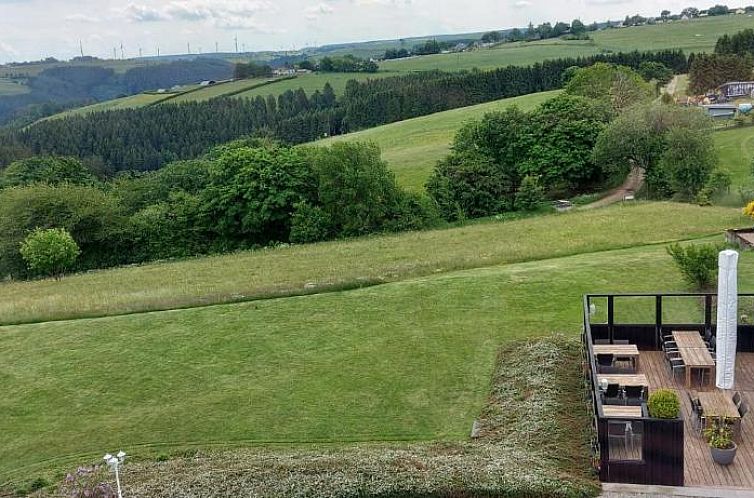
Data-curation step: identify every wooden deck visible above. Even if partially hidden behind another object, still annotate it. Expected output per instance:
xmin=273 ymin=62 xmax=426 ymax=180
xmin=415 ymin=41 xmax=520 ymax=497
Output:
xmin=642 ymin=351 xmax=754 ymax=489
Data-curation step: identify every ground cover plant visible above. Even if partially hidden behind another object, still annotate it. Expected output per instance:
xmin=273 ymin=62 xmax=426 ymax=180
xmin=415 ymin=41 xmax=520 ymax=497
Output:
xmin=0 ymin=202 xmax=743 ymax=325
xmin=108 ymin=337 xmax=599 ymax=498
xmin=2 ymin=239 xmax=752 ymax=488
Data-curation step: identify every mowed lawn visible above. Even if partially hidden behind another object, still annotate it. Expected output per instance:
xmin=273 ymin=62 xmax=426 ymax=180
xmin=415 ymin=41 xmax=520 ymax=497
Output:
xmin=2 ymin=238 xmax=753 ymax=481
xmin=0 ymin=203 xmax=743 ymax=326
xmin=714 ymin=125 xmax=754 ymax=207
xmin=317 ymin=91 xmax=558 ymax=189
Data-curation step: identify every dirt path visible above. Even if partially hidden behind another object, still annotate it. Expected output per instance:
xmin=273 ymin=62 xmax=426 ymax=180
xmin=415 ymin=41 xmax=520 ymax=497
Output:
xmin=579 ymin=165 xmax=645 ymax=210
xmin=664 ymin=75 xmax=680 ymax=97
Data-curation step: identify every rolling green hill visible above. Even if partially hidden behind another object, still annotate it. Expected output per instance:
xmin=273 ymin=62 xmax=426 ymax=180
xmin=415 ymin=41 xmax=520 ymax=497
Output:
xmin=0 ymin=78 xmax=29 ymax=96
xmin=317 ymin=91 xmax=558 ymax=190
xmin=0 ymin=202 xmax=746 ymax=481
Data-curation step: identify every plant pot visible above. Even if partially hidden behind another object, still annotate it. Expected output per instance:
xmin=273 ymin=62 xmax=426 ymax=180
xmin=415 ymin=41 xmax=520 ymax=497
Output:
xmin=710 ymin=443 xmax=737 ymax=465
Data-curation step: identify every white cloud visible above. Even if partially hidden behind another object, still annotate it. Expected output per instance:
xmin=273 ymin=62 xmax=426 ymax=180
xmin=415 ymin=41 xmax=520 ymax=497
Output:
xmin=124 ymin=0 xmax=277 ymax=29
xmin=513 ymin=0 xmax=532 ymax=7
xmin=0 ymin=41 xmax=19 ymax=58
xmin=305 ymin=2 xmax=335 ymax=20
xmin=124 ymin=3 xmax=169 ymax=22
xmin=64 ymin=13 xmax=102 ymax=23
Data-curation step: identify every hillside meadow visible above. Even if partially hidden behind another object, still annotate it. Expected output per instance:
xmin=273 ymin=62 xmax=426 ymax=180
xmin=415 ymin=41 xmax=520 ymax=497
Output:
xmin=0 ymin=202 xmax=743 ymax=326
xmin=2 ymin=235 xmax=751 ymax=483
xmin=318 ymin=91 xmax=558 ymax=190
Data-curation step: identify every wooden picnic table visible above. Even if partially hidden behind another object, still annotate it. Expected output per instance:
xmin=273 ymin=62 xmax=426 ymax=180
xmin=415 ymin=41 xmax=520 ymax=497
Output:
xmin=603 ymin=405 xmax=643 ymax=418
xmin=697 ymin=391 xmax=741 ymax=420
xmin=672 ymin=330 xmax=707 ymax=349
xmin=672 ymin=331 xmax=715 ymax=389
xmin=598 ymin=374 xmax=649 ymax=388
xmin=593 ymin=344 xmax=640 ymax=369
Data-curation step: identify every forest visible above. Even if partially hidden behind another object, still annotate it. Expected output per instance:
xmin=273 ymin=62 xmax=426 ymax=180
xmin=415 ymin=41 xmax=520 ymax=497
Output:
xmin=3 ymin=49 xmax=688 ymax=173
xmin=0 ymin=58 xmax=234 ymax=125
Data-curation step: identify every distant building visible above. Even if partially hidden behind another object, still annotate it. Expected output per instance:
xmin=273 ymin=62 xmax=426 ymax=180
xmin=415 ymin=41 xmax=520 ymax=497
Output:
xmin=719 ymin=81 xmax=754 ymax=99
xmin=273 ymin=68 xmax=296 ymax=76
xmin=199 ymin=80 xmax=216 ymax=86
xmin=736 ymin=8 xmax=746 ymax=14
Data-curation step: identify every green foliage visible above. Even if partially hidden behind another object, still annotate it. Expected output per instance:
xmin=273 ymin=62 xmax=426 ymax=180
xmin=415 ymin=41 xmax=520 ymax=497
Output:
xmin=0 ymin=184 xmax=126 ymax=278
xmin=689 ymin=53 xmax=753 ymax=94
xmin=19 ymin=228 xmax=80 ymax=278
xmin=638 ymin=61 xmax=673 ymax=85
xmin=0 ymin=156 xmax=97 ymax=188
xmin=311 ymin=142 xmax=403 ymax=236
xmin=659 ymin=127 xmax=718 ymax=199
xmin=666 ymin=243 xmax=722 ymax=290
xmin=234 ymin=61 xmax=273 ymax=79
xmin=521 ymin=94 xmax=611 ymax=190
xmin=289 ymin=202 xmax=332 ymax=244
xmin=704 ymin=417 xmax=735 ymax=449
xmin=204 ymin=144 xmax=317 ymax=246
xmin=515 ymin=175 xmax=545 ymax=210
xmin=593 ymin=104 xmax=714 ymax=192
xmin=318 ymin=54 xmax=378 ymax=73
xmin=565 ymin=62 xmax=653 ymax=112
xmin=647 ymin=389 xmax=681 ymax=419
xmin=715 ymin=28 xmax=754 ymax=57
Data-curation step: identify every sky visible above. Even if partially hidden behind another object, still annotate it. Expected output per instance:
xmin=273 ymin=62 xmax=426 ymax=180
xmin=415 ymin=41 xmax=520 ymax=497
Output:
xmin=0 ymin=0 xmax=721 ymax=63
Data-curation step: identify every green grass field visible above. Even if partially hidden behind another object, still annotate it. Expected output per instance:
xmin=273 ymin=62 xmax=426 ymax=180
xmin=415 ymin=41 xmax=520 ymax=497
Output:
xmin=165 ymin=78 xmax=271 ymax=103
xmin=714 ymin=125 xmax=754 ymax=205
xmin=318 ymin=91 xmax=558 ymax=189
xmin=0 ymin=202 xmax=742 ymax=327
xmin=233 ymin=72 xmax=384 ymax=100
xmin=1 ymin=222 xmax=748 ymax=481
xmin=0 ymin=78 xmax=29 ymax=96
xmin=46 ymin=93 xmax=174 ymax=120
xmin=382 ymin=15 xmax=754 ymax=73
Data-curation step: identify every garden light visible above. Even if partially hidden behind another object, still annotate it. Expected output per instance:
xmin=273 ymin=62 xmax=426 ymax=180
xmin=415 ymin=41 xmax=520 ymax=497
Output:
xmin=103 ymin=450 xmax=126 ymax=498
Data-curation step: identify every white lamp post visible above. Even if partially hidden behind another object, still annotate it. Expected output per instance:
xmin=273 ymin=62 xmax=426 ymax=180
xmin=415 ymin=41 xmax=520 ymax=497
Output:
xmin=103 ymin=451 xmax=126 ymax=498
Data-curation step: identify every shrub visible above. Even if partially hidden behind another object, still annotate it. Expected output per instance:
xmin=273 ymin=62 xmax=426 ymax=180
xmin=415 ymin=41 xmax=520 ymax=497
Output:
xmin=0 ymin=184 xmax=127 ymax=278
xmin=704 ymin=417 xmax=735 ymax=449
xmin=19 ymin=228 xmax=80 ymax=278
xmin=647 ymin=389 xmax=681 ymax=419
xmin=289 ymin=202 xmax=332 ymax=244
xmin=515 ymin=175 xmax=546 ymax=211
xmin=0 ymin=156 xmax=97 ymax=188
xmin=666 ymin=243 xmax=722 ymax=290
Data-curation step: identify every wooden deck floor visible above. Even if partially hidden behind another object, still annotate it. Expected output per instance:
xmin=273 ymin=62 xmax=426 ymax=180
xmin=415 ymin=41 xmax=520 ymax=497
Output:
xmin=642 ymin=351 xmax=754 ymax=489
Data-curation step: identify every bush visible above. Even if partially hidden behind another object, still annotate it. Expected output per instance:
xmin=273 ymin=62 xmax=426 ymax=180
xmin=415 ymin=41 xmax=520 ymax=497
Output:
xmin=647 ymin=389 xmax=681 ymax=419
xmin=0 ymin=184 xmax=127 ymax=278
xmin=515 ymin=175 xmax=545 ymax=210
xmin=20 ymin=228 xmax=80 ymax=278
xmin=289 ymin=202 xmax=332 ymax=244
xmin=666 ymin=243 xmax=722 ymax=290
xmin=0 ymin=155 xmax=97 ymax=188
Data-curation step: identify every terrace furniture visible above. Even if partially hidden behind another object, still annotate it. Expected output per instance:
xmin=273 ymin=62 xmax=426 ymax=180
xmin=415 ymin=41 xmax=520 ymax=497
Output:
xmin=594 ymin=339 xmax=611 ymax=345
xmin=623 ymin=386 xmax=644 ymax=406
xmin=603 ymin=383 xmax=622 ymax=404
xmin=598 ymin=374 xmax=649 ymax=389
xmin=672 ymin=331 xmax=707 ymax=349
xmin=662 ymin=340 xmax=679 ymax=353
xmin=603 ymin=406 xmax=643 ymax=418
xmin=593 ymin=344 xmax=640 ymax=371
xmin=597 ymin=354 xmax=615 ymax=367
xmin=677 ymin=347 xmax=715 ymax=389
xmin=697 ymin=391 xmax=742 ymax=439
xmin=739 ymin=402 xmax=749 ymax=418
xmin=687 ymin=392 xmax=704 ymax=432
xmin=613 ymin=340 xmax=630 ymax=345
xmin=665 ymin=354 xmax=685 ymax=381
xmin=733 ymin=392 xmax=742 ymax=408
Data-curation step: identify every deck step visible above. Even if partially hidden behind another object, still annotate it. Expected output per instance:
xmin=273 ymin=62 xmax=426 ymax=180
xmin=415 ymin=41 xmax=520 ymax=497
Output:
xmin=601 ymin=483 xmax=754 ymax=497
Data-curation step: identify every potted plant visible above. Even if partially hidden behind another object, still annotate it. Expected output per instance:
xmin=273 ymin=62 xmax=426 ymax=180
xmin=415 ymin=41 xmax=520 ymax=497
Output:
xmin=647 ymin=389 xmax=680 ymax=419
xmin=704 ymin=417 xmax=737 ymax=465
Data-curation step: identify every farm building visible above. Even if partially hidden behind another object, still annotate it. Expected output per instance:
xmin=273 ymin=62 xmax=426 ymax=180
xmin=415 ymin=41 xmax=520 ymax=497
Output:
xmin=718 ymin=81 xmax=754 ymax=99
xmin=702 ymin=103 xmax=738 ymax=119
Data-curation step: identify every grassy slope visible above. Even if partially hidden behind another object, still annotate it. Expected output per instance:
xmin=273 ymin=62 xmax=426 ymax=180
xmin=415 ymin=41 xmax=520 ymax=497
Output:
xmin=2 ymin=236 xmax=751 ymax=480
xmin=0 ymin=78 xmax=29 ymax=96
xmin=48 ymin=93 xmax=173 ymax=119
xmin=317 ymin=91 xmax=558 ymax=190
xmin=0 ymin=203 xmax=743 ymax=326
xmin=382 ymin=15 xmax=754 ymax=73
xmin=716 ymin=126 xmax=754 ymax=194
xmin=166 ymin=78 xmax=270 ymax=103
xmin=232 ymin=72 xmax=383 ymax=100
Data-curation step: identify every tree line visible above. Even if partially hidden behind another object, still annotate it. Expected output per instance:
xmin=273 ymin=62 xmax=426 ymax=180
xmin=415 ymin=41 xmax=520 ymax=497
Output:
xmin=6 ymin=49 xmax=689 ymax=173
xmin=0 ymin=141 xmax=438 ymax=279
xmin=427 ymin=63 xmax=730 ymax=221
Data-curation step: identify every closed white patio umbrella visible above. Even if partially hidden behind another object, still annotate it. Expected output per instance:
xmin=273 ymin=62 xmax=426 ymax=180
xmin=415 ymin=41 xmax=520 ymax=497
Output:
xmin=716 ymin=249 xmax=739 ymax=390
